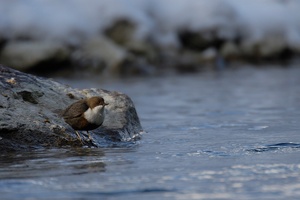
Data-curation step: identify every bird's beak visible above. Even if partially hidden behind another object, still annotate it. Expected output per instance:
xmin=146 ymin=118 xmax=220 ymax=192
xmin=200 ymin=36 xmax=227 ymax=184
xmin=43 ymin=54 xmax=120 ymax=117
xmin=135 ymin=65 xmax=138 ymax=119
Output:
xmin=104 ymin=102 xmax=109 ymax=106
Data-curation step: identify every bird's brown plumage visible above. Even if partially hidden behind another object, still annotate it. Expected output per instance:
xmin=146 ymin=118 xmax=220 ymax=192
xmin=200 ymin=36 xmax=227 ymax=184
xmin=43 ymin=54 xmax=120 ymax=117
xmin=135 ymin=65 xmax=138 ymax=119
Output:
xmin=62 ymin=97 xmax=107 ymax=131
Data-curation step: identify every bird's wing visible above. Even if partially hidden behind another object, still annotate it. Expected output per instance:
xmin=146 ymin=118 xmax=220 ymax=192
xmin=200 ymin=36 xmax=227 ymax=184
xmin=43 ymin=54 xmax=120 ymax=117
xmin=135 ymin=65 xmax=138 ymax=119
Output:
xmin=62 ymin=99 xmax=89 ymax=119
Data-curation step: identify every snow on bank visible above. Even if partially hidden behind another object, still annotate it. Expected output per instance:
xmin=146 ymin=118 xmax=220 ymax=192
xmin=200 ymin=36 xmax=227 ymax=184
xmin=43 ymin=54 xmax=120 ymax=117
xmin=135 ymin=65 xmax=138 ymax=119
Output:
xmin=0 ymin=0 xmax=151 ymax=44
xmin=0 ymin=0 xmax=300 ymax=73
xmin=227 ymin=0 xmax=300 ymax=52
xmin=0 ymin=0 xmax=299 ymax=48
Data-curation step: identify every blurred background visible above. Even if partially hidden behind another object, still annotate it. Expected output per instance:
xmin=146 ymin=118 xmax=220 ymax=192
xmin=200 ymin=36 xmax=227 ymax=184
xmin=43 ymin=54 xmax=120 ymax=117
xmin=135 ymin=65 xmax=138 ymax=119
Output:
xmin=0 ymin=0 xmax=300 ymax=78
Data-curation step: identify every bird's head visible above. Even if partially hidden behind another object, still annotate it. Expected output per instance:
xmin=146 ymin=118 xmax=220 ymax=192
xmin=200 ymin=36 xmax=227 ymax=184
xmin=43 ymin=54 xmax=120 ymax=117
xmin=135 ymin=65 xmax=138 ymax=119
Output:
xmin=87 ymin=96 xmax=108 ymax=109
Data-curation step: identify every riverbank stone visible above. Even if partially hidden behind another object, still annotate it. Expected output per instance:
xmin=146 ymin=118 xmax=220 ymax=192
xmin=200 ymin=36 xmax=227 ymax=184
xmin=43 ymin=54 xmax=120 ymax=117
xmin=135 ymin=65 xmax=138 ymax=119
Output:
xmin=0 ymin=40 xmax=70 ymax=71
xmin=0 ymin=65 xmax=143 ymax=151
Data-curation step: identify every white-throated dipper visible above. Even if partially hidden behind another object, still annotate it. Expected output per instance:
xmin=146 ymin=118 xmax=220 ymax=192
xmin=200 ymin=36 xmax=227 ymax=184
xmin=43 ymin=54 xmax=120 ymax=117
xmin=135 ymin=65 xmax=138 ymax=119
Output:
xmin=62 ymin=96 xmax=108 ymax=143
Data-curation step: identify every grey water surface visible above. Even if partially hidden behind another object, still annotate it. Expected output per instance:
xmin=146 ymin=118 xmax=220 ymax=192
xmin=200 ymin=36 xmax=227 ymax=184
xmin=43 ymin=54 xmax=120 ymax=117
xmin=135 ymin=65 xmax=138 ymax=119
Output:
xmin=1 ymin=66 xmax=300 ymax=199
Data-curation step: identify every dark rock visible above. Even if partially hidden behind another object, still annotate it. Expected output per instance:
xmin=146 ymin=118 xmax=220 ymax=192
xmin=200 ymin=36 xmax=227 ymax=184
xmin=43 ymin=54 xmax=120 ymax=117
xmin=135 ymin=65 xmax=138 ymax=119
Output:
xmin=178 ymin=30 xmax=225 ymax=51
xmin=0 ymin=65 xmax=143 ymax=151
xmin=104 ymin=19 xmax=136 ymax=46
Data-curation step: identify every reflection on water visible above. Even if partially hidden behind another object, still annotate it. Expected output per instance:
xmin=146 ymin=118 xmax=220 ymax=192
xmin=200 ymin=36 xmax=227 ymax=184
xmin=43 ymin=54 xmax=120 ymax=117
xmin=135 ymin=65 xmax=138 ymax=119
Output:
xmin=1 ymin=67 xmax=300 ymax=199
xmin=0 ymin=148 xmax=106 ymax=179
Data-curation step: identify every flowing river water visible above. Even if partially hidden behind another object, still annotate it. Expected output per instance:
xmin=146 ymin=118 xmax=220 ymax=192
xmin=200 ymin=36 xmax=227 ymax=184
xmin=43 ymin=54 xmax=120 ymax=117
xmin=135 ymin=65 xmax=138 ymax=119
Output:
xmin=1 ymin=66 xmax=300 ymax=199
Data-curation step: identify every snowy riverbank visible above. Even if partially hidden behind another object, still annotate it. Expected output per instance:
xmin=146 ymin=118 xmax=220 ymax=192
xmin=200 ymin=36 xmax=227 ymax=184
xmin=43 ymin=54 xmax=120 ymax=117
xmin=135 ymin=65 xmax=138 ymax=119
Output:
xmin=0 ymin=0 xmax=299 ymax=75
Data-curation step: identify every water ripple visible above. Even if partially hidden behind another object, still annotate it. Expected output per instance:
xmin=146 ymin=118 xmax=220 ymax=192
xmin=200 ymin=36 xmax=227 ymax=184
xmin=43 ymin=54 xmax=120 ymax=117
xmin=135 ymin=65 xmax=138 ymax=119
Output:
xmin=248 ymin=143 xmax=300 ymax=153
xmin=77 ymin=188 xmax=177 ymax=196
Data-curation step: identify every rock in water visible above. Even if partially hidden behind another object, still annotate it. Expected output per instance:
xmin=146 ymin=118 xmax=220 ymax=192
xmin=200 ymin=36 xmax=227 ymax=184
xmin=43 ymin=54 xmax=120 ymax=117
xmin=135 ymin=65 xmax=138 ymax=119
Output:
xmin=0 ymin=65 xmax=143 ymax=151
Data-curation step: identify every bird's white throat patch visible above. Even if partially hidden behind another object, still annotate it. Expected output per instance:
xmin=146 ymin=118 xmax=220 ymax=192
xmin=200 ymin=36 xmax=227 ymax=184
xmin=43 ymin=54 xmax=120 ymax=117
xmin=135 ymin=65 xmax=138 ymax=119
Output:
xmin=84 ymin=105 xmax=105 ymax=125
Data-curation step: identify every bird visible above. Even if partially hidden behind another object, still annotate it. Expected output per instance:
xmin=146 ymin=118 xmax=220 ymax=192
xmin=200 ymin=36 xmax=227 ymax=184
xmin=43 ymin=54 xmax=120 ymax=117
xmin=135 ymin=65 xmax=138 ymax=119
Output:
xmin=62 ymin=96 xmax=108 ymax=143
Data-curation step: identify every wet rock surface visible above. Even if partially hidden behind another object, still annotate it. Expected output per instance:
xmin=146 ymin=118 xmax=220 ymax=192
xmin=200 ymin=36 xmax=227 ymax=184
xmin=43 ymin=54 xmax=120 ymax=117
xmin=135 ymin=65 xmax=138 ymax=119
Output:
xmin=0 ymin=65 xmax=143 ymax=151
